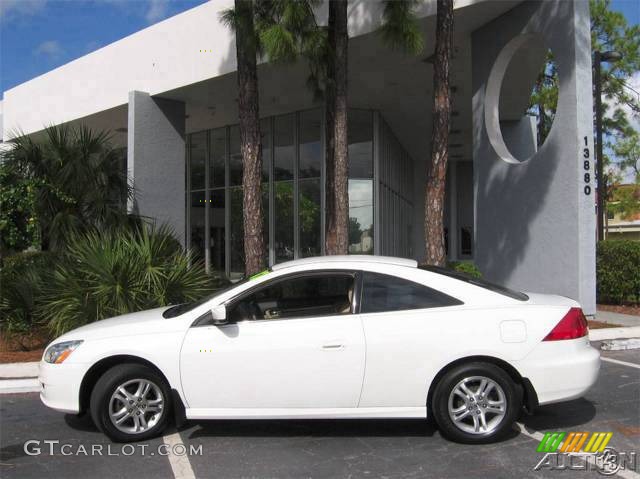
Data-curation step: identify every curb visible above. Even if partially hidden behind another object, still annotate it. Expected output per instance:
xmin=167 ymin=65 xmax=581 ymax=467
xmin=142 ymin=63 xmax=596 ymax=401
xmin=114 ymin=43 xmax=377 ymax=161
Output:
xmin=0 ymin=378 xmax=40 ymax=394
xmin=589 ymin=326 xmax=640 ymax=341
xmin=0 ymin=361 xmax=39 ymax=379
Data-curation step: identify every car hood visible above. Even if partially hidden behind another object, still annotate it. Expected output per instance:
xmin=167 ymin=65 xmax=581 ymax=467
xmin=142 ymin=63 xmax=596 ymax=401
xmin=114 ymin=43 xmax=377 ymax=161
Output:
xmin=52 ymin=306 xmax=178 ymax=343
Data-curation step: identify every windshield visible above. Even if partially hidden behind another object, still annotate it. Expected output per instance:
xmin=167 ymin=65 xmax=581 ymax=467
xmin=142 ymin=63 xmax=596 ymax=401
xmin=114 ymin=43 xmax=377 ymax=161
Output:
xmin=162 ymin=270 xmax=271 ymax=318
xmin=419 ymin=265 xmax=529 ymax=301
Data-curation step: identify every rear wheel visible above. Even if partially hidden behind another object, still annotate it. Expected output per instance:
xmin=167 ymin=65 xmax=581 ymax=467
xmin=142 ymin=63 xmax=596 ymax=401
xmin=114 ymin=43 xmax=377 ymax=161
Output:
xmin=90 ymin=364 xmax=171 ymax=442
xmin=431 ymin=362 xmax=521 ymax=443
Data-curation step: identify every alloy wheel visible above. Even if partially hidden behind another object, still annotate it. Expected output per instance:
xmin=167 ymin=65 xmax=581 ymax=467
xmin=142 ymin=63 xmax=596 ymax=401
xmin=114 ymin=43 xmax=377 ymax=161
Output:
xmin=447 ymin=375 xmax=507 ymax=435
xmin=108 ymin=378 xmax=164 ymax=434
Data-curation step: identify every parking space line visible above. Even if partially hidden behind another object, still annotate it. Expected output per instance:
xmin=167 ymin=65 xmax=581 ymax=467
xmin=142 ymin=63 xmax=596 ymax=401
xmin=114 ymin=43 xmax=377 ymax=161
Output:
xmin=515 ymin=423 xmax=640 ymax=478
xmin=514 ymin=422 xmax=545 ymax=441
xmin=601 ymin=357 xmax=640 ymax=369
xmin=162 ymin=430 xmax=196 ymax=479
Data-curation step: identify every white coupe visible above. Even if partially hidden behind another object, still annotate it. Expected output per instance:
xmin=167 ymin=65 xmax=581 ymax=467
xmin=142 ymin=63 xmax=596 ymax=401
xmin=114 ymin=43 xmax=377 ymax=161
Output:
xmin=39 ymin=256 xmax=600 ymax=443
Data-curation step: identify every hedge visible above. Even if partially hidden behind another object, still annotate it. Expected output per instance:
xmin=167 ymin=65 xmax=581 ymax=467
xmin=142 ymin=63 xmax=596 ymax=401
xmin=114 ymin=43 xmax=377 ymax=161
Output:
xmin=596 ymin=240 xmax=640 ymax=305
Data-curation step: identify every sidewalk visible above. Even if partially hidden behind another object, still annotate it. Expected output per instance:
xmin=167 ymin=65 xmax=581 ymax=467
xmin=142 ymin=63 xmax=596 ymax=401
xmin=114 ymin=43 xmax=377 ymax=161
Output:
xmin=596 ymin=309 xmax=640 ymax=327
xmin=589 ymin=310 xmax=640 ymax=341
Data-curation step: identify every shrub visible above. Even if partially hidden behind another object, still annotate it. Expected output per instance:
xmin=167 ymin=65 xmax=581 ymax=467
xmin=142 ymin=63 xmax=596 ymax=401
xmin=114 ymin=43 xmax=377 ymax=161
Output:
xmin=447 ymin=261 xmax=482 ymax=278
xmin=597 ymin=240 xmax=640 ymax=305
xmin=0 ymin=251 xmax=53 ymax=348
xmin=40 ymin=225 xmax=220 ymax=335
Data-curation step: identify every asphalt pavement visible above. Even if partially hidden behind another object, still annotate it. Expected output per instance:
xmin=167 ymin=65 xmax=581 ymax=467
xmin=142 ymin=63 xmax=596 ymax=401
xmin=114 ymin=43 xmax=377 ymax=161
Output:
xmin=1 ymin=348 xmax=639 ymax=479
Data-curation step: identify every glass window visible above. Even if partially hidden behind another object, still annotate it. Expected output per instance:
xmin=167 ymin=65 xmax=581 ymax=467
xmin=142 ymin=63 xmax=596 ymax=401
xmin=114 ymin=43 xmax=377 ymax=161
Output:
xmin=261 ymin=118 xmax=271 ymax=183
xmin=209 ymin=188 xmax=225 ymax=272
xmin=349 ymin=110 xmax=373 ymax=179
xmin=190 ymin=132 xmax=207 ymax=190
xmin=419 ymin=266 xmax=529 ymax=301
xmin=274 ymin=114 xmax=295 ymax=181
xmin=229 ymin=126 xmax=243 ymax=186
xmin=229 ymin=186 xmax=244 ymax=280
xmin=229 ymin=273 xmax=355 ymax=321
xmin=275 ymin=181 xmax=294 ymax=263
xmin=299 ymin=178 xmax=321 ymax=257
xmin=299 ymin=109 xmax=321 ymax=179
xmin=348 ymin=179 xmax=374 ymax=254
xmin=190 ymin=191 xmax=206 ymax=260
xmin=209 ymin=128 xmax=226 ymax=188
xmin=457 ymin=162 xmax=473 ymax=258
xmin=361 ymin=272 xmax=462 ymax=314
xmin=262 ymin=183 xmax=269 ymax=266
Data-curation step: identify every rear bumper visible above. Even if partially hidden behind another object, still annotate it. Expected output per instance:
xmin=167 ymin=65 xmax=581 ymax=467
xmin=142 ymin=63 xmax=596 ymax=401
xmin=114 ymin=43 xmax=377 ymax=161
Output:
xmin=514 ymin=336 xmax=600 ymax=405
xmin=38 ymin=361 xmax=86 ymax=414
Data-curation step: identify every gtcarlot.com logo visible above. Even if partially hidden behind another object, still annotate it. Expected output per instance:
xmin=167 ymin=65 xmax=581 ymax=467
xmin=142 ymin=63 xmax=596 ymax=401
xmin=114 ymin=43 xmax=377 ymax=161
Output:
xmin=534 ymin=431 xmax=637 ymax=475
xmin=23 ymin=440 xmax=203 ymax=457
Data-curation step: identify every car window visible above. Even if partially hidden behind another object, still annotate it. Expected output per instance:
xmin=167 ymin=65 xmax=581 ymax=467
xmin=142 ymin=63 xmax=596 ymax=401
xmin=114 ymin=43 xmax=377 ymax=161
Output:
xmin=228 ymin=273 xmax=356 ymax=321
xmin=361 ymin=271 xmax=462 ymax=314
xmin=418 ymin=265 xmax=529 ymax=301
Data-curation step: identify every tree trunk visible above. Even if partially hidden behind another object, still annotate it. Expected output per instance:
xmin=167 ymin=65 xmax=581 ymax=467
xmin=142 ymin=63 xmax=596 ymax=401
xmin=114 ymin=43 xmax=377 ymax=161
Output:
xmin=332 ymin=0 xmax=349 ymax=255
xmin=235 ymin=0 xmax=265 ymax=276
xmin=424 ymin=0 xmax=453 ymax=266
xmin=324 ymin=1 xmax=338 ymax=255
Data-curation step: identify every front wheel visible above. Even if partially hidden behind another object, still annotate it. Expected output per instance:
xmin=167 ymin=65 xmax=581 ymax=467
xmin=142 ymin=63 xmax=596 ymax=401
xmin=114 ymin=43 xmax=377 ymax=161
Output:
xmin=90 ymin=364 xmax=172 ymax=442
xmin=431 ymin=362 xmax=522 ymax=444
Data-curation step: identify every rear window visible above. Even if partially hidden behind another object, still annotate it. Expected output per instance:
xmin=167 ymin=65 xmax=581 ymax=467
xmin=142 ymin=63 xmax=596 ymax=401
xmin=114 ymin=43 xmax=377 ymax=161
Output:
xmin=419 ymin=266 xmax=529 ymax=301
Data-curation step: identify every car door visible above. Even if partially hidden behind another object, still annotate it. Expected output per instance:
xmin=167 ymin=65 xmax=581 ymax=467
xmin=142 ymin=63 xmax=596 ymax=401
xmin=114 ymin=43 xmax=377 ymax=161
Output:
xmin=357 ymin=270 xmax=465 ymax=408
xmin=180 ymin=270 xmax=365 ymax=410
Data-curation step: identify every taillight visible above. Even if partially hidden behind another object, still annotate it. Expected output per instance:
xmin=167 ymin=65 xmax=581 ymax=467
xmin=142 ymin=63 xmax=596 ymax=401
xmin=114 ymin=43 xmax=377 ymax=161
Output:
xmin=543 ymin=307 xmax=589 ymax=341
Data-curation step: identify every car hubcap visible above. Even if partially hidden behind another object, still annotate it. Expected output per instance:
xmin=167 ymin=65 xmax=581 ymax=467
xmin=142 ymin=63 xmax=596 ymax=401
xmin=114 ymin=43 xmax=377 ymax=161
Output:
xmin=447 ymin=376 xmax=507 ymax=435
xmin=109 ymin=378 xmax=164 ymax=434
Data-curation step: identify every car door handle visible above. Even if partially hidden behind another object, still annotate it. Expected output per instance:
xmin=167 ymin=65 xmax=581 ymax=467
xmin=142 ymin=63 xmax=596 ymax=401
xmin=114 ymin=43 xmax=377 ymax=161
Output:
xmin=322 ymin=343 xmax=344 ymax=350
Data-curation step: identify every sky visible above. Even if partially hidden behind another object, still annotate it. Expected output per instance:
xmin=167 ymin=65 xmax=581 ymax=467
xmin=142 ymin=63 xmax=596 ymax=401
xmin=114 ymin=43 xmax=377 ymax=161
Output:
xmin=1 ymin=0 xmax=638 ymax=97
xmin=0 ymin=0 xmax=208 ymax=95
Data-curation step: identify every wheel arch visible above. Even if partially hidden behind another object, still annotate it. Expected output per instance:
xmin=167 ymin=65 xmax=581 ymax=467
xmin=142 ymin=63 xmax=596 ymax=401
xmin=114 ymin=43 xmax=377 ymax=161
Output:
xmin=78 ymin=355 xmax=171 ymax=415
xmin=426 ymin=355 xmax=537 ymax=417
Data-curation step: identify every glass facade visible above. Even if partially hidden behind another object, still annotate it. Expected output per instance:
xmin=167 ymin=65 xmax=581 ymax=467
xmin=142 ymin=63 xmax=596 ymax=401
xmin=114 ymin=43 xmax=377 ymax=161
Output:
xmin=186 ymin=108 xmax=379 ymax=276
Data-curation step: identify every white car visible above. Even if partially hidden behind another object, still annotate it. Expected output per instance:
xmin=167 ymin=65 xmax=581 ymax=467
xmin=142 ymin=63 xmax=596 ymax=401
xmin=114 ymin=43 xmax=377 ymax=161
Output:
xmin=39 ymin=256 xmax=600 ymax=443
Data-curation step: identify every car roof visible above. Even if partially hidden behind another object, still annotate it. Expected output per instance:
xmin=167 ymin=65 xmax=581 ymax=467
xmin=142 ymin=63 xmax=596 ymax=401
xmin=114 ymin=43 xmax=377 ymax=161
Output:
xmin=271 ymin=255 xmax=418 ymax=271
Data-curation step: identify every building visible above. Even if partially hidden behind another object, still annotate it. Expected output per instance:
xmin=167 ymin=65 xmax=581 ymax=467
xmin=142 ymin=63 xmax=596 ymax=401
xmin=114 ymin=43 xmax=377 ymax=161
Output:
xmin=0 ymin=0 xmax=596 ymax=314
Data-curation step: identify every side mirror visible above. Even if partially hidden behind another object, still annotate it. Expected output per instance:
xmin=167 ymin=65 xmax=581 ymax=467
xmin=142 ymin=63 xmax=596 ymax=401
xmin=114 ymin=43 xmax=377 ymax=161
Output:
xmin=210 ymin=305 xmax=228 ymax=325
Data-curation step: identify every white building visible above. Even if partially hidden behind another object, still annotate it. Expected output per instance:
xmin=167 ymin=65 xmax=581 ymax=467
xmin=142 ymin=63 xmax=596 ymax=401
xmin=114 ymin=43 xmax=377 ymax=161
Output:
xmin=1 ymin=0 xmax=597 ymax=314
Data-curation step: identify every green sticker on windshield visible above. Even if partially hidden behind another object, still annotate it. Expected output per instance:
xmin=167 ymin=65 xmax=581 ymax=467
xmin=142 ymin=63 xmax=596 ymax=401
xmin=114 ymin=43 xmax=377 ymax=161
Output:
xmin=249 ymin=270 xmax=270 ymax=280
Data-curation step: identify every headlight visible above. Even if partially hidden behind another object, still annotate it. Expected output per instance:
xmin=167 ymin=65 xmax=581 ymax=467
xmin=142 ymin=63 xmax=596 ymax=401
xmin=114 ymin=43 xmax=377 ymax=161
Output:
xmin=43 ymin=340 xmax=83 ymax=364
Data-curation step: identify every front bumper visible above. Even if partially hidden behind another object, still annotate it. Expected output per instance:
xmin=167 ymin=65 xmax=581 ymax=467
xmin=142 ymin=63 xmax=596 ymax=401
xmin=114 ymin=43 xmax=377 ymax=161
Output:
xmin=38 ymin=361 xmax=87 ymax=414
xmin=514 ymin=336 xmax=600 ymax=405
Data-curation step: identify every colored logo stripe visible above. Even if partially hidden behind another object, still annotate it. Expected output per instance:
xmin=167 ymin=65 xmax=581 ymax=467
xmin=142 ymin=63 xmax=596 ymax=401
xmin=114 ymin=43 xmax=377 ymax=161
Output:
xmin=537 ymin=432 xmax=566 ymax=452
xmin=584 ymin=432 xmax=613 ymax=453
xmin=560 ymin=432 xmax=589 ymax=452
xmin=537 ymin=432 xmax=613 ymax=453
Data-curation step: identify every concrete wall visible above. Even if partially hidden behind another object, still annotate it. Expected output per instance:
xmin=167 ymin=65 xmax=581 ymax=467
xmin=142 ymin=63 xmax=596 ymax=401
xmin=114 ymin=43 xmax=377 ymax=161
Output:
xmin=472 ymin=0 xmax=596 ymax=314
xmin=128 ymin=91 xmax=186 ymax=245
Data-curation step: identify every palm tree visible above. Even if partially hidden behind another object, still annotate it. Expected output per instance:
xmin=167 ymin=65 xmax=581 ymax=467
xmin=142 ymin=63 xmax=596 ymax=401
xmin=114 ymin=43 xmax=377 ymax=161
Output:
xmin=424 ymin=0 xmax=453 ymax=266
xmin=380 ymin=0 xmax=424 ymax=55
xmin=328 ymin=0 xmax=350 ymax=255
xmin=2 ymin=124 xmax=132 ymax=252
xmin=221 ymin=1 xmax=267 ymax=276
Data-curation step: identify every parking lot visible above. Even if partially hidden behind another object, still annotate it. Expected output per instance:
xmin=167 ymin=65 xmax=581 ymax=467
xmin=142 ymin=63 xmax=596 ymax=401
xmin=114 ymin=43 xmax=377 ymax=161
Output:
xmin=1 ymin=348 xmax=638 ymax=479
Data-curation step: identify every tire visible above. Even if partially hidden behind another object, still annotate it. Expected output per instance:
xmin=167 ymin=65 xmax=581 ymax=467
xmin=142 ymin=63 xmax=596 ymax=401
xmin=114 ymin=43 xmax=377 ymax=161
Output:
xmin=431 ymin=362 xmax=522 ymax=444
xmin=90 ymin=363 xmax=172 ymax=442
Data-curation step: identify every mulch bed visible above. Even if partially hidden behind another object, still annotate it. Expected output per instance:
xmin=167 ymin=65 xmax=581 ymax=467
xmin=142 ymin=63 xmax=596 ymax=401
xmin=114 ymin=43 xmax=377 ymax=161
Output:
xmin=588 ymin=320 xmax=622 ymax=329
xmin=597 ymin=304 xmax=640 ymax=317
xmin=0 ymin=329 xmax=49 ymax=364
xmin=0 ymin=349 xmax=44 ymax=364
